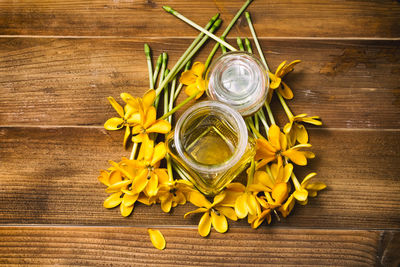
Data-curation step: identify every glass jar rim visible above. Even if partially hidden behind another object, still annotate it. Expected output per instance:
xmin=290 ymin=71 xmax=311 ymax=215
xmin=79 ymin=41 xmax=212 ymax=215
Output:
xmin=174 ymin=101 xmax=248 ymax=173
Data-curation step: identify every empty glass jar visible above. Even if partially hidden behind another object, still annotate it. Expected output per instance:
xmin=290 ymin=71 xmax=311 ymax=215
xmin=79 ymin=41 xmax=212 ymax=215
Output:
xmin=206 ymin=51 xmax=269 ymax=116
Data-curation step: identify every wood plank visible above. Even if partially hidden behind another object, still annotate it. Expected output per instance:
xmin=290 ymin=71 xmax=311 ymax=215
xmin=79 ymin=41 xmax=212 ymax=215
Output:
xmin=0 ymin=0 xmax=399 ymax=38
xmin=0 ymin=226 xmax=392 ymax=266
xmin=0 ymin=38 xmax=399 ymax=128
xmin=0 ymin=127 xmax=399 ymax=228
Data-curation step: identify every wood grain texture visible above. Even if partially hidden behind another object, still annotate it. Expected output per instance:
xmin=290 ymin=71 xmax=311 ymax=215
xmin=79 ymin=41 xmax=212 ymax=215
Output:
xmin=1 ymin=126 xmax=399 ymax=228
xmin=0 ymin=226 xmax=396 ymax=266
xmin=0 ymin=38 xmax=399 ymax=128
xmin=0 ymin=0 xmax=399 ymax=38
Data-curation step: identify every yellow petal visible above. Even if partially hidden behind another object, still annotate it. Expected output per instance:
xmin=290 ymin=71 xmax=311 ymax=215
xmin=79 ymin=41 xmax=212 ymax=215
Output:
xmin=275 ymin=61 xmax=287 ymax=77
xmin=154 ymin=168 xmax=169 ymax=184
xmin=279 ymin=194 xmax=295 ymax=218
xmin=185 ymin=83 xmax=201 ymax=98
xmin=161 ymin=195 xmax=173 ymax=213
xmin=188 ymin=191 xmax=211 ymax=208
xmin=150 ymin=142 xmax=166 ymax=166
xmin=283 ymin=164 xmax=293 ymax=183
xmin=283 ymin=121 xmax=294 ymax=135
xmin=268 ymin=124 xmax=281 ymax=150
xmin=146 ymin=120 xmax=171 ymax=134
xmin=306 ymin=182 xmax=327 ymax=191
xmin=295 ymin=123 xmax=308 ymax=144
xmin=104 ymin=117 xmax=124 ymax=130
xmin=217 ymin=207 xmax=238 ymax=221
xmin=123 ymin=126 xmax=131 ymax=148
xmin=279 ymin=81 xmax=294 ymax=100
xmin=255 ymin=139 xmax=276 ymax=161
xmin=179 ymin=70 xmax=197 ymax=85
xmin=282 ymin=149 xmax=308 ymax=166
xmin=109 ymin=170 xmax=122 ymax=185
xmin=213 ymin=191 xmax=226 ymax=206
xmin=98 ymin=170 xmax=110 ymax=186
xmin=148 ymin=229 xmax=166 ymax=250
xmin=198 ymin=212 xmax=212 ymax=237
xmin=235 ymin=193 xmax=248 ymax=219
xmin=122 ymin=193 xmax=139 ymax=206
xmin=105 ymin=179 xmax=131 ymax=193
xmin=120 ymin=203 xmax=134 ymax=217
xmin=304 ymin=151 xmax=315 ymax=159
xmin=293 ymin=188 xmax=308 ymax=202
xmin=226 ymin=182 xmax=245 ymax=192
xmin=268 ymin=72 xmax=281 ymax=89
xmin=132 ymin=169 xmax=149 ymax=193
xmin=192 ymin=62 xmax=205 ymax=77
xmin=120 ymin=93 xmax=139 ymax=109
xmin=131 ymin=133 xmax=146 ymax=143
xmin=246 ymin=194 xmax=259 ymax=215
xmin=107 ymin=96 xmax=124 ymax=118
xmin=302 ymin=116 xmax=322 ymax=126
xmin=184 ymin=207 xmax=208 ymax=218
xmin=301 ymin=172 xmax=318 ymax=187
xmin=103 ymin=192 xmax=123 ymax=208
xmin=142 ymin=89 xmax=156 ymax=109
xmin=144 ymin=106 xmax=157 ymax=129
xmin=126 ymin=112 xmax=141 ymax=125
xmin=146 ymin=172 xmax=158 ymax=197
xmin=211 ymin=212 xmax=228 ymax=233
xmin=254 ymin=171 xmax=274 ymax=189
xmin=272 ymin=183 xmax=289 ymax=204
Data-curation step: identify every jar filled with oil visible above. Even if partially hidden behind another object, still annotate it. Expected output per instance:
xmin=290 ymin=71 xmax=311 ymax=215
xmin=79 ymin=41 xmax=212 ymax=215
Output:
xmin=166 ymin=101 xmax=255 ymax=196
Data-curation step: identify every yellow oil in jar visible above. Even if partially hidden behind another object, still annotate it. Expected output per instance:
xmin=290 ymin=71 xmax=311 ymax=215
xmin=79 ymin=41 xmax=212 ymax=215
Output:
xmin=185 ymin=125 xmax=234 ymax=165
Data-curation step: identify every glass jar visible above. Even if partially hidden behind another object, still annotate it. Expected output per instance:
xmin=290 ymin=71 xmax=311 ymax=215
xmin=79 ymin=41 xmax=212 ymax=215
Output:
xmin=206 ymin=51 xmax=269 ymax=116
xmin=166 ymin=101 xmax=255 ymax=196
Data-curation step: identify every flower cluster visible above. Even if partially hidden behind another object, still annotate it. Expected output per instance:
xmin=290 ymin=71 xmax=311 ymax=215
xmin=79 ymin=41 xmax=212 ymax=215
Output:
xmin=97 ymin=3 xmax=327 ymax=249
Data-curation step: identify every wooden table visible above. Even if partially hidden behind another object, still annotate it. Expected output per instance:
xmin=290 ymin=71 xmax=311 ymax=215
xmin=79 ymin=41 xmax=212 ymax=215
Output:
xmin=1 ymin=1 xmax=399 ymax=266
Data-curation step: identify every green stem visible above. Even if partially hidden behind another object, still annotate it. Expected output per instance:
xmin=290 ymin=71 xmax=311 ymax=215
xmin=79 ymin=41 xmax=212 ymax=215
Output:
xmin=173 ymin=60 xmax=191 ymax=101
xmin=264 ymin=101 xmax=276 ymax=125
xmin=246 ymin=117 xmax=263 ymax=139
xmin=257 ymin=109 xmax=269 ymax=133
xmin=155 ymin=53 xmax=168 ymax=109
xmin=265 ymin=165 xmax=275 ymax=183
xmin=144 ymin=44 xmax=154 ymax=89
xmin=163 ymin=69 xmax=170 ymax=117
xmin=277 ymin=91 xmax=294 ymax=119
xmin=160 ymin=90 xmax=199 ymax=121
xmin=237 ymin=37 xmax=244 ymax=51
xmin=153 ymin=54 xmax=162 ymax=85
xmin=163 ymin=6 xmax=237 ymax=52
xmin=220 ymin=37 xmax=227 ymax=54
xmin=244 ymin=38 xmax=252 ymax=53
xmin=204 ymin=0 xmax=253 ymax=70
xmin=253 ymin=112 xmax=259 ymax=131
xmin=129 ymin=142 xmax=138 ymax=160
xmin=245 ymin=12 xmax=269 ymax=71
xmin=154 ymin=14 xmax=219 ymax=96
xmin=168 ymin=77 xmax=177 ymax=123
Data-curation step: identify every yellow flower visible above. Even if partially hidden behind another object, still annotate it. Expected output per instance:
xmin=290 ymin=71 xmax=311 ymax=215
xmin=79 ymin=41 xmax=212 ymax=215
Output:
xmin=156 ymin=179 xmax=195 ymax=213
xmin=184 ymin=191 xmax=237 ymax=237
xmin=225 ymin=182 xmax=260 ymax=219
xmin=278 ymin=193 xmax=295 ymax=218
xmin=179 ymin=62 xmax=206 ymax=99
xmin=284 ymin=114 xmax=322 ymax=144
xmin=268 ymin=60 xmax=301 ymax=100
xmin=100 ymin=159 xmax=144 ymax=217
xmin=247 ymin=197 xmax=272 ymax=229
xmin=132 ymin=137 xmax=169 ymax=197
xmin=104 ymin=96 xmax=138 ymax=148
xmin=148 ymin=229 xmax=166 ymax=250
xmin=255 ymin=124 xmax=312 ymax=169
xmin=292 ymin=172 xmax=327 ymax=205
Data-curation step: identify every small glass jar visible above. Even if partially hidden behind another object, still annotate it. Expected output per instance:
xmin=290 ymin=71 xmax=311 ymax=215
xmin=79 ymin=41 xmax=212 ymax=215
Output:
xmin=206 ymin=51 xmax=269 ymax=116
xmin=166 ymin=101 xmax=255 ymax=196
